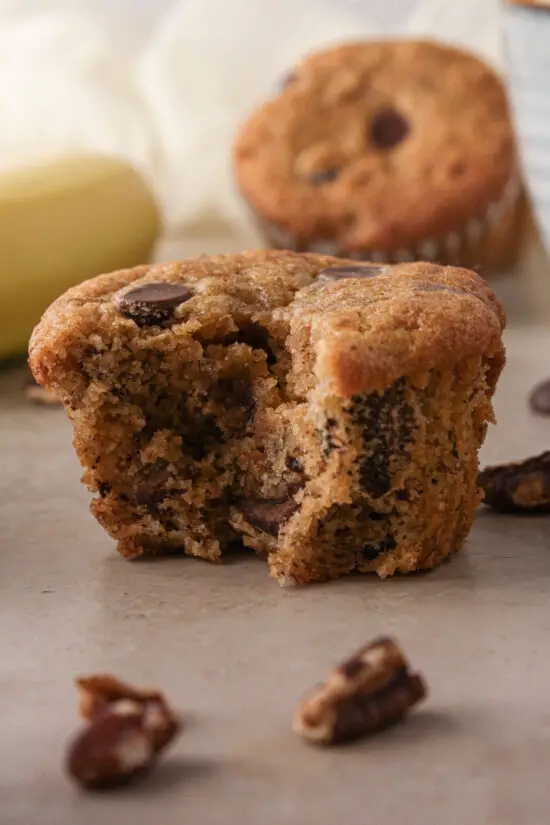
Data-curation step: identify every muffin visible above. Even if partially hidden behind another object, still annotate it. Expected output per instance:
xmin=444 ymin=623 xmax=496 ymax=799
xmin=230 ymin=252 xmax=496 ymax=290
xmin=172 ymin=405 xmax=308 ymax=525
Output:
xmin=234 ymin=40 xmax=523 ymax=273
xmin=29 ymin=252 xmax=506 ymax=585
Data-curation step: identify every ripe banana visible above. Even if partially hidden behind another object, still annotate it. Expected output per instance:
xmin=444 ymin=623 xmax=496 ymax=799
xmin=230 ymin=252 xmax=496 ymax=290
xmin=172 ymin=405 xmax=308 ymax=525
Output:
xmin=0 ymin=154 xmax=160 ymax=359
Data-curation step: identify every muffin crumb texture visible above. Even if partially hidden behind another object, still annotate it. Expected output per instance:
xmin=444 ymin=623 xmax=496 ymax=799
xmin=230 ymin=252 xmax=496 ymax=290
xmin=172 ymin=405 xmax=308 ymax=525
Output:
xmin=30 ymin=252 xmax=506 ymax=584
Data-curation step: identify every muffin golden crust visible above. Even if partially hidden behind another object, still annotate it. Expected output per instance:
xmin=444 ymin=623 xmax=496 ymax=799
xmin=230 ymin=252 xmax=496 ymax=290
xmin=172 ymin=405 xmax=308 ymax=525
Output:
xmin=234 ymin=40 xmax=522 ymax=271
xmin=30 ymin=251 xmax=506 ymax=584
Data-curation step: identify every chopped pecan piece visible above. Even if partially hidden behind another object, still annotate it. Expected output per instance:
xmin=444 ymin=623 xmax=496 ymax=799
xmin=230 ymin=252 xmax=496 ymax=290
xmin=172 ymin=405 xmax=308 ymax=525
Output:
xmin=67 ymin=674 xmax=181 ymax=790
xmin=479 ymin=452 xmax=550 ymax=513
xmin=293 ymin=637 xmax=426 ymax=745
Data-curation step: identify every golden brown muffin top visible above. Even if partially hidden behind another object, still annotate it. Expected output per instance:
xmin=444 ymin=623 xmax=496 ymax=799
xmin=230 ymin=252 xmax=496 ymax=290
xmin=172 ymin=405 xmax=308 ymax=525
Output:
xmin=30 ymin=251 xmax=506 ymax=399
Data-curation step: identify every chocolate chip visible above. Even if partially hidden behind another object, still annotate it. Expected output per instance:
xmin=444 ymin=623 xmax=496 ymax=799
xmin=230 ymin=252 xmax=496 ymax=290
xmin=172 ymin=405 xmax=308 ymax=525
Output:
xmin=371 ymin=109 xmax=410 ymax=150
xmin=286 ymin=455 xmax=303 ymax=473
xmin=238 ymin=494 xmax=300 ymax=536
xmin=115 ymin=283 xmax=192 ymax=327
xmin=307 ymin=167 xmax=340 ymax=186
xmin=529 ymin=379 xmax=550 ymax=415
xmin=134 ymin=461 xmax=171 ymax=508
xmin=224 ymin=324 xmax=276 ymax=364
xmin=98 ymin=482 xmax=111 ymax=499
xmin=317 ymin=265 xmax=384 ymax=283
xmin=321 ymin=417 xmax=342 ymax=457
xmin=350 ymin=378 xmax=416 ymax=498
xmin=361 ymin=544 xmax=381 ymax=561
xmin=362 ymin=535 xmax=396 ymax=560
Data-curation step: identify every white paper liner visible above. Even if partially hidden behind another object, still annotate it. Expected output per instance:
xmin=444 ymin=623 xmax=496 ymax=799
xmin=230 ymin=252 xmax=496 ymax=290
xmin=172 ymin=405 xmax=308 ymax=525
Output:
xmin=257 ymin=175 xmax=521 ymax=265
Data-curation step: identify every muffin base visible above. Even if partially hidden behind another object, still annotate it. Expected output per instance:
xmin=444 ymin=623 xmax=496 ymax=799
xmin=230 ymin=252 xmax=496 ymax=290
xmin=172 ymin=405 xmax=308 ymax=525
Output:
xmin=73 ymin=329 xmax=491 ymax=584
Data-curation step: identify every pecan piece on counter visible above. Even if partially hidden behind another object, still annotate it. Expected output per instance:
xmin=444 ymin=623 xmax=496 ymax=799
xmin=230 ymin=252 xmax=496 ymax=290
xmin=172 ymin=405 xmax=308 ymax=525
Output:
xmin=293 ymin=637 xmax=427 ymax=745
xmin=67 ymin=674 xmax=181 ymax=790
xmin=478 ymin=452 xmax=550 ymax=513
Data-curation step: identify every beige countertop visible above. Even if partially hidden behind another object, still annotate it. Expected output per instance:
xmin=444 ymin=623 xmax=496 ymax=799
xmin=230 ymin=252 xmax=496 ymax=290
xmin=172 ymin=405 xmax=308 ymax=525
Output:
xmin=2 ymin=233 xmax=550 ymax=825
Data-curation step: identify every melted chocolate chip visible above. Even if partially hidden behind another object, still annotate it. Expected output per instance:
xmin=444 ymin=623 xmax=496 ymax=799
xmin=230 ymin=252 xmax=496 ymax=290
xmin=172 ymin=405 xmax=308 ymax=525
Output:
xmin=371 ymin=109 xmax=410 ymax=150
xmin=98 ymin=482 xmax=111 ymax=499
xmin=529 ymin=379 xmax=550 ymax=415
xmin=350 ymin=378 xmax=416 ymax=498
xmin=134 ymin=461 xmax=171 ymax=508
xmin=115 ymin=283 xmax=192 ymax=327
xmin=224 ymin=324 xmax=276 ymax=364
xmin=321 ymin=417 xmax=341 ymax=457
xmin=317 ymin=265 xmax=384 ymax=283
xmin=362 ymin=535 xmax=396 ymax=560
xmin=286 ymin=455 xmax=303 ymax=473
xmin=238 ymin=494 xmax=300 ymax=536
xmin=307 ymin=167 xmax=340 ymax=186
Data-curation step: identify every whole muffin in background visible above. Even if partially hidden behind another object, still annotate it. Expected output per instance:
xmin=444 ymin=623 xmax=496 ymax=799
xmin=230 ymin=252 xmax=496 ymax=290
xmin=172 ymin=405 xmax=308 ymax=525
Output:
xmin=234 ymin=40 xmax=524 ymax=273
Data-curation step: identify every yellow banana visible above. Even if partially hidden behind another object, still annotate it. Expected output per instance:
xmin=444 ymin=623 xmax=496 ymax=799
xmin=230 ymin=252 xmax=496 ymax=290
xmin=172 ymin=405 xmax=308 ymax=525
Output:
xmin=0 ymin=154 xmax=161 ymax=359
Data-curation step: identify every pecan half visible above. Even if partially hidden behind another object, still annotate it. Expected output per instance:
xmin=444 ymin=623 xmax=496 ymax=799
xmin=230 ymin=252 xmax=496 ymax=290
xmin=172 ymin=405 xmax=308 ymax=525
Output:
xmin=67 ymin=674 xmax=181 ymax=790
xmin=293 ymin=637 xmax=426 ymax=745
xmin=478 ymin=452 xmax=550 ymax=513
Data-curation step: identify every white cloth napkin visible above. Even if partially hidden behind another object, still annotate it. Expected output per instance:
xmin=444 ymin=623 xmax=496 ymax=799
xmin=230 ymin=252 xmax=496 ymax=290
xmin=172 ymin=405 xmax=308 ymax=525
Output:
xmin=0 ymin=0 xmax=502 ymax=233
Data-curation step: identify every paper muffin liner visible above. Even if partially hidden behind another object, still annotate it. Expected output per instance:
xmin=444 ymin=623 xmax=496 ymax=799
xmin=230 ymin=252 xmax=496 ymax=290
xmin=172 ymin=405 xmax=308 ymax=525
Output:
xmin=255 ymin=173 xmax=523 ymax=273
xmin=503 ymin=2 xmax=550 ymax=255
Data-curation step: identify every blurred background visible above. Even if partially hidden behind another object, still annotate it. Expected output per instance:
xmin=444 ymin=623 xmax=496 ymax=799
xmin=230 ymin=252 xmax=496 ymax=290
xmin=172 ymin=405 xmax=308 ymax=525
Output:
xmin=0 ymin=0 xmax=506 ymax=232
xmin=0 ymin=0 xmax=549 ymax=362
